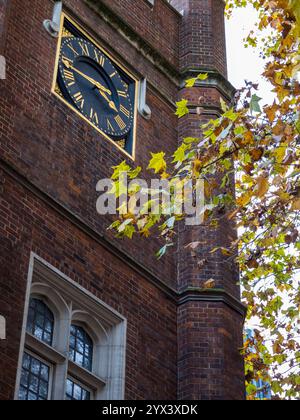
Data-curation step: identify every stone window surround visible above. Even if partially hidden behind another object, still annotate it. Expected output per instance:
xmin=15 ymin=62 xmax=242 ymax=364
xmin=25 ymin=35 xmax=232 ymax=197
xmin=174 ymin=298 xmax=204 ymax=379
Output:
xmin=15 ymin=252 xmax=127 ymax=401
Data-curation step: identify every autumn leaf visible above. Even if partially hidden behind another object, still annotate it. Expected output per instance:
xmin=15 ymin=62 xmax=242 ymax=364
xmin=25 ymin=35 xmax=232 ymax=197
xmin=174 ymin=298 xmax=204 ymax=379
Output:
xmin=237 ymin=191 xmax=253 ymax=207
xmin=175 ymin=99 xmax=189 ymax=118
xmin=111 ymin=161 xmax=131 ymax=180
xmin=256 ymin=176 xmax=269 ymax=198
xmin=185 ymin=73 xmax=208 ymax=87
xmin=147 ymin=152 xmax=167 ymax=174
xmin=291 ymin=198 xmax=300 ymax=211
xmin=172 ymin=143 xmax=190 ymax=163
xmin=107 ymin=0 xmax=300 ymax=399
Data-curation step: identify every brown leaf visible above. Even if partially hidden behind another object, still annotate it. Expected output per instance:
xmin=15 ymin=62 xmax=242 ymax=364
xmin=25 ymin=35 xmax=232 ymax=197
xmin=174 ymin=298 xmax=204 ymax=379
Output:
xmin=291 ymin=198 xmax=300 ymax=211
xmin=256 ymin=176 xmax=269 ymax=198
xmin=250 ymin=147 xmax=264 ymax=162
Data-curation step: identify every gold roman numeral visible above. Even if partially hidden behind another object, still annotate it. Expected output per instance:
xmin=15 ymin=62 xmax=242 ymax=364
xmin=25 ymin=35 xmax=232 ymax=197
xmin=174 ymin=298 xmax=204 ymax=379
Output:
xmin=73 ymin=92 xmax=85 ymax=110
xmin=110 ymin=71 xmax=117 ymax=78
xmin=64 ymin=69 xmax=75 ymax=86
xmin=64 ymin=69 xmax=74 ymax=80
xmin=117 ymin=90 xmax=127 ymax=98
xmin=62 ymin=55 xmax=73 ymax=66
xmin=115 ymin=115 xmax=126 ymax=130
xmin=120 ymin=105 xmax=130 ymax=118
xmin=79 ymin=42 xmax=90 ymax=56
xmin=67 ymin=44 xmax=79 ymax=56
xmin=94 ymin=50 xmax=105 ymax=67
xmin=107 ymin=119 xmax=115 ymax=132
xmin=90 ymin=108 xmax=99 ymax=125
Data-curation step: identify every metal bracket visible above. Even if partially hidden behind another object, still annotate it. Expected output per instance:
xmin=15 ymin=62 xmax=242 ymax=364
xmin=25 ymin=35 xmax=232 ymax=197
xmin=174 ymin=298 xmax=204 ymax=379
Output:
xmin=138 ymin=78 xmax=152 ymax=120
xmin=43 ymin=1 xmax=62 ymax=38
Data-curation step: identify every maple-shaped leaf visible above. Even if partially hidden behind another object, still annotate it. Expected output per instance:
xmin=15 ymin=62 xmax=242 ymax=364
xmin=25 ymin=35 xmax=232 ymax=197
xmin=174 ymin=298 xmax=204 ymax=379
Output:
xmin=172 ymin=143 xmax=190 ymax=163
xmin=256 ymin=176 xmax=269 ymax=198
xmin=111 ymin=161 xmax=131 ymax=180
xmin=147 ymin=152 xmax=167 ymax=174
xmin=175 ymin=99 xmax=189 ymax=118
xmin=185 ymin=73 xmax=208 ymax=87
xmin=250 ymin=94 xmax=262 ymax=113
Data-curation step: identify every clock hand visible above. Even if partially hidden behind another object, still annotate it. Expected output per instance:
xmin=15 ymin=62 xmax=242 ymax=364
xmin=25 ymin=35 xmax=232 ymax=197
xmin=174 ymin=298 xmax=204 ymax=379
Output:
xmin=62 ymin=59 xmax=112 ymax=95
xmin=98 ymin=89 xmax=118 ymax=113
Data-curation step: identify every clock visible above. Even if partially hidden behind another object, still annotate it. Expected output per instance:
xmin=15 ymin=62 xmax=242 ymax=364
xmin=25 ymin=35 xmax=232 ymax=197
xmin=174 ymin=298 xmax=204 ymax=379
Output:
xmin=53 ymin=16 xmax=137 ymax=157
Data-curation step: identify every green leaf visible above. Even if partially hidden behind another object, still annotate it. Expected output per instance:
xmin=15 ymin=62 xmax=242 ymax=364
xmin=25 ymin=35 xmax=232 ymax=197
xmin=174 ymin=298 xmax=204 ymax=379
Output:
xmin=250 ymin=94 xmax=262 ymax=113
xmin=224 ymin=108 xmax=238 ymax=121
xmin=185 ymin=73 xmax=208 ymax=88
xmin=175 ymin=99 xmax=189 ymax=118
xmin=172 ymin=143 xmax=190 ymax=163
xmin=111 ymin=161 xmax=131 ymax=180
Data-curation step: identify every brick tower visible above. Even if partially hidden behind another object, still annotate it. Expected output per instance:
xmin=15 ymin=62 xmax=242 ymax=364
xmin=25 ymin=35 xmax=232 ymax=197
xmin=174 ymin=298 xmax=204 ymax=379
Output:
xmin=0 ymin=0 xmax=245 ymax=400
xmin=171 ymin=0 xmax=246 ymax=400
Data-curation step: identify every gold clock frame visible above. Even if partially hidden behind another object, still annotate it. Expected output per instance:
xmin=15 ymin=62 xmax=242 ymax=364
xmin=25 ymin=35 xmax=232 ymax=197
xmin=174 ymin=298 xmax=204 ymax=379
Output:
xmin=51 ymin=13 xmax=138 ymax=161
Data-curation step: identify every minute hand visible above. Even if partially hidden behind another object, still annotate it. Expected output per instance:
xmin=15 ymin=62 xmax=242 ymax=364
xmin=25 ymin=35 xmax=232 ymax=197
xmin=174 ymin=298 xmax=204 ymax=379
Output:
xmin=63 ymin=59 xmax=111 ymax=95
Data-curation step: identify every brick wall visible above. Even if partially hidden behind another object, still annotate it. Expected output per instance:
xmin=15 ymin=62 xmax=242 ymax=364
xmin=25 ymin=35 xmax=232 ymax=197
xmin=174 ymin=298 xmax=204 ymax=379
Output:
xmin=0 ymin=0 xmax=246 ymax=400
xmin=0 ymin=0 xmax=179 ymax=288
xmin=0 ymin=168 xmax=177 ymax=400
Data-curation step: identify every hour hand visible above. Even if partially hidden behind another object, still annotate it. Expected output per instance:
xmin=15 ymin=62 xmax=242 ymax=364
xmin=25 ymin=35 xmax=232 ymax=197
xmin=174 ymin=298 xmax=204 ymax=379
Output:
xmin=98 ymin=89 xmax=118 ymax=112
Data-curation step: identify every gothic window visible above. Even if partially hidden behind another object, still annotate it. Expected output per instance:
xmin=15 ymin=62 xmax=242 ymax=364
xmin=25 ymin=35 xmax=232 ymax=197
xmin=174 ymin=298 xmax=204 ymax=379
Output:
xmin=26 ymin=298 xmax=54 ymax=346
xmin=18 ymin=353 xmax=51 ymax=401
xmin=65 ymin=378 xmax=91 ymax=401
xmin=16 ymin=256 xmax=126 ymax=400
xmin=69 ymin=325 xmax=93 ymax=371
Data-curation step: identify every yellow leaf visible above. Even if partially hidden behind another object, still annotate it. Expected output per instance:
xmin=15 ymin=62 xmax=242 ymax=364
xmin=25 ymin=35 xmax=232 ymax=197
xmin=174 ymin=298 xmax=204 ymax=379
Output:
xmin=147 ymin=152 xmax=167 ymax=174
xmin=273 ymin=145 xmax=287 ymax=163
xmin=256 ymin=177 xmax=269 ymax=198
xmin=192 ymin=158 xmax=202 ymax=177
xmin=237 ymin=191 xmax=252 ymax=207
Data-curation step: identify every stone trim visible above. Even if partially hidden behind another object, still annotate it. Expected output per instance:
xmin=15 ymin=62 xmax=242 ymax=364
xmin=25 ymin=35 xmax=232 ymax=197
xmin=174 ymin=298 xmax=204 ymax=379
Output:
xmin=181 ymin=68 xmax=236 ymax=102
xmin=179 ymin=288 xmax=247 ymax=318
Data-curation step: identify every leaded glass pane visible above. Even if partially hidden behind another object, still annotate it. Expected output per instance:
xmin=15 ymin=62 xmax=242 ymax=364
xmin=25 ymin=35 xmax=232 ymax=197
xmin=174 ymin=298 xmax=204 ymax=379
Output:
xmin=65 ymin=378 xmax=91 ymax=401
xmin=26 ymin=298 xmax=54 ymax=346
xmin=69 ymin=325 xmax=93 ymax=372
xmin=18 ymin=353 xmax=50 ymax=401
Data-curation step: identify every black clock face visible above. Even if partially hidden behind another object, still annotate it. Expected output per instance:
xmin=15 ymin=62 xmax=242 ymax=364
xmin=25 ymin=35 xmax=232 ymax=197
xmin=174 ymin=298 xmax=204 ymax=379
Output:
xmin=58 ymin=37 xmax=134 ymax=139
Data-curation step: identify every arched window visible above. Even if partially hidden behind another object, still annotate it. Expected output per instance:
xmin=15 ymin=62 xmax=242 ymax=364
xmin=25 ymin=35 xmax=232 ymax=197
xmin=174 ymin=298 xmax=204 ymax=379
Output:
xmin=26 ymin=298 xmax=54 ymax=346
xmin=69 ymin=325 xmax=93 ymax=372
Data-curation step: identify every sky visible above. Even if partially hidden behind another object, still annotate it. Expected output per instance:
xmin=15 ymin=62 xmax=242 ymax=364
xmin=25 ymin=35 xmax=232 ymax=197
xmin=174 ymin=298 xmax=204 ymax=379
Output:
xmin=225 ymin=5 xmax=275 ymax=106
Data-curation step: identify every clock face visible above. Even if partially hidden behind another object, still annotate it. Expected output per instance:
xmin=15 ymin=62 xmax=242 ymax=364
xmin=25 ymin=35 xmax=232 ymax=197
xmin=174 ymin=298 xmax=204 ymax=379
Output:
xmin=58 ymin=37 xmax=134 ymax=139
